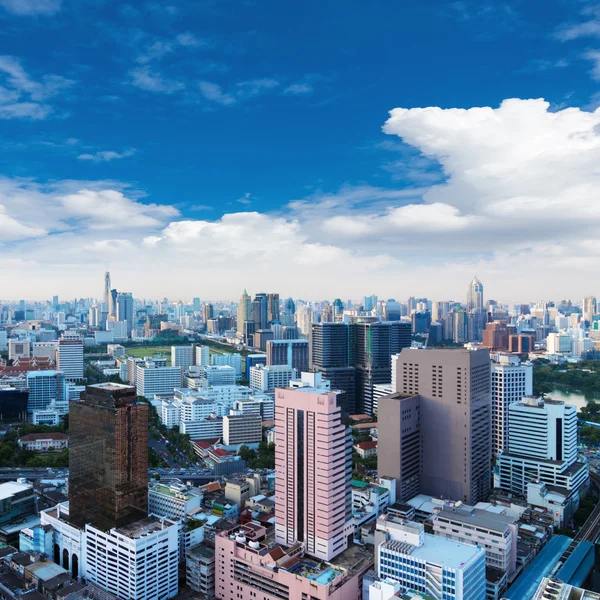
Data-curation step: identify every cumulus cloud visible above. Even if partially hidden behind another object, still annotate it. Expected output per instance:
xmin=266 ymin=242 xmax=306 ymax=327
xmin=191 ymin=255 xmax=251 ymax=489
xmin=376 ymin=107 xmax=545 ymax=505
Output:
xmin=0 ymin=0 xmax=61 ymax=15
xmin=129 ymin=66 xmax=184 ymax=94
xmin=197 ymin=81 xmax=235 ymax=105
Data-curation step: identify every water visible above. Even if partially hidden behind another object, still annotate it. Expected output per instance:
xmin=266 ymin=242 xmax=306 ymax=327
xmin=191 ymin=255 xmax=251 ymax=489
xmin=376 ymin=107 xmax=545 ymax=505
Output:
xmin=546 ymin=389 xmax=600 ymax=412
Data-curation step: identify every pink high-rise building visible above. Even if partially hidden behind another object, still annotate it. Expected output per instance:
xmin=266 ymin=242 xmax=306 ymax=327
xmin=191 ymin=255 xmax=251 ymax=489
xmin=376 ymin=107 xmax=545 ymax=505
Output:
xmin=274 ymin=386 xmax=353 ymax=561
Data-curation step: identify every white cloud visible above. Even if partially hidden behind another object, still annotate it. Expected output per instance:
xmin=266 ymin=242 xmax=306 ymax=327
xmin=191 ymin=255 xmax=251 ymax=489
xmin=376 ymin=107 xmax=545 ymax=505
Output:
xmin=0 ymin=204 xmax=46 ymax=240
xmin=237 ymin=192 xmax=252 ymax=205
xmin=77 ymin=149 xmax=136 ymax=162
xmin=583 ymin=49 xmax=600 ymax=81
xmin=284 ymin=82 xmax=313 ymax=95
xmin=0 ymin=0 xmax=61 ymax=15
xmin=176 ymin=32 xmax=207 ymax=48
xmin=556 ymin=5 xmax=600 ymax=41
xmin=0 ymin=55 xmax=73 ymax=119
xmin=236 ymin=78 xmax=279 ymax=98
xmin=129 ymin=66 xmax=184 ymax=94
xmin=197 ymin=81 xmax=235 ymax=105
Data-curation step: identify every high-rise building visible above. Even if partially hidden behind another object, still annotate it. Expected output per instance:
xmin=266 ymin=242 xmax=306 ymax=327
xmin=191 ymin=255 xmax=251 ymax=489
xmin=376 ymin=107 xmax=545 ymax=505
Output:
xmin=57 ymin=333 xmax=84 ymax=381
xmin=583 ymin=295 xmax=597 ymax=325
xmin=274 ymin=386 xmax=353 ymax=560
xmin=103 ymin=271 xmax=111 ymax=310
xmin=245 ymin=353 xmax=267 ymax=379
xmin=249 ymin=364 xmax=296 ymax=393
xmin=363 ymin=294 xmax=378 ymax=312
xmin=253 ymin=293 xmax=268 ymax=329
xmin=496 ymin=397 xmax=588 ymax=495
xmin=202 ymin=303 xmax=214 ymax=323
xmin=195 ymin=345 xmax=210 ymax=367
xmin=88 ymin=304 xmax=100 ymax=328
xmin=383 ymin=299 xmax=401 ymax=321
xmin=310 ymin=322 xmax=356 ymax=413
xmin=266 ymin=339 xmax=309 ymax=373
xmin=26 ymin=370 xmax=67 ymax=415
xmin=389 ymin=347 xmax=492 ymax=505
xmin=267 ymin=292 xmax=280 ymax=323
xmin=254 ymin=328 xmax=273 ymax=351
xmin=109 ymin=288 xmax=118 ymax=318
xmin=352 ymin=321 xmax=411 ymax=414
xmin=411 ymin=310 xmax=431 ymax=334
xmin=116 ymin=292 xmax=134 ymax=335
xmin=491 ymin=354 xmax=532 ymax=458
xmin=135 ymin=360 xmax=183 ymax=398
xmin=295 ymin=304 xmax=313 ymax=337
xmin=236 ymin=290 xmax=251 ymax=338
xmin=467 ymin=277 xmax=485 ymax=341
xmin=69 ymin=383 xmax=148 ymax=531
xmin=482 ymin=320 xmax=509 ymax=351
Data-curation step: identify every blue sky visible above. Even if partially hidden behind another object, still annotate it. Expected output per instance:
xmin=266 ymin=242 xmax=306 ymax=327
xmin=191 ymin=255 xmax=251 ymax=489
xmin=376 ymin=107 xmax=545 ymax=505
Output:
xmin=2 ymin=0 xmax=600 ymax=301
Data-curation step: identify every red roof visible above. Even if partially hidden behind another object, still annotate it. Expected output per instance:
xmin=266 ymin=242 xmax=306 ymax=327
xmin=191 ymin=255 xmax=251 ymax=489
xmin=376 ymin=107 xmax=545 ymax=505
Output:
xmin=211 ymin=448 xmax=231 ymax=457
xmin=354 ymin=440 xmax=378 ymax=450
xmin=193 ymin=438 xmax=220 ymax=449
xmin=353 ymin=422 xmax=378 ymax=429
xmin=20 ymin=433 xmax=67 ymax=442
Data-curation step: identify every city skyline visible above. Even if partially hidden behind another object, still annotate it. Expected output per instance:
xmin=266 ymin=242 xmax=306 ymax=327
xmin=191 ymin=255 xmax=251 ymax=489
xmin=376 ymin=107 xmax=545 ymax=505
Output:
xmin=1 ymin=1 xmax=600 ymax=298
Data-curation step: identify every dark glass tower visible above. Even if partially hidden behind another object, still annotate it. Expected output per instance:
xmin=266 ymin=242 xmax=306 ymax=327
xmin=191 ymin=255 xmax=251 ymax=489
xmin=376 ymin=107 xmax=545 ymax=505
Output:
xmin=69 ymin=383 xmax=148 ymax=531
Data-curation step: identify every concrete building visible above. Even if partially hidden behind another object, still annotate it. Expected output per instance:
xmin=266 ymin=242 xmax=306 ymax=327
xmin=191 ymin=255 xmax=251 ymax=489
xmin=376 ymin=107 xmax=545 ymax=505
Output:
xmin=195 ymin=365 xmax=236 ymax=386
xmin=352 ymin=478 xmax=394 ymax=528
xmin=546 ymin=332 xmax=572 ymax=355
xmin=245 ymin=353 xmax=267 ymax=379
xmin=26 ymin=370 xmax=67 ymax=415
xmin=491 ymin=354 xmax=533 ymax=458
xmin=482 ymin=321 xmax=509 ymax=351
xmin=57 ymin=334 xmax=84 ymax=381
xmin=180 ymin=416 xmax=223 ymax=440
xmin=237 ymin=290 xmax=252 ymax=338
xmin=186 ymin=544 xmax=215 ymax=597
xmin=388 ymin=347 xmax=492 ymax=505
xmin=195 ymin=345 xmax=210 ymax=367
xmin=274 ymin=386 xmax=353 ymax=561
xmin=496 ymin=397 xmax=588 ymax=496
xmin=249 ymin=364 xmax=297 ymax=393
xmin=232 ymin=396 xmax=275 ymax=421
xmin=116 ymin=292 xmax=134 ymax=336
xmin=223 ymin=414 xmax=262 ymax=445
xmin=0 ymin=481 xmax=37 ymax=535
xmin=210 ymin=353 xmax=242 ymax=380
xmin=378 ymin=392 xmax=422 ymax=502
xmin=148 ymin=481 xmax=202 ymax=521
xmin=266 ymin=339 xmax=309 ymax=374
xmin=374 ymin=514 xmax=487 ymax=600
xmin=171 ymin=345 xmax=195 ymax=370
xmin=583 ymin=296 xmax=597 ymax=325
xmin=135 ymin=360 xmax=183 ymax=398
xmin=18 ymin=432 xmax=68 ymax=451
xmin=32 ymin=341 xmax=58 ymax=361
xmin=8 ymin=339 xmax=30 ymax=361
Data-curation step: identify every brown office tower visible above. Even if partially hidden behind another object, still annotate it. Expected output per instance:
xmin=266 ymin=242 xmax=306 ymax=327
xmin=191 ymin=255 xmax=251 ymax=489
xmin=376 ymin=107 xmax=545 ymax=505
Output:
xmin=384 ymin=348 xmax=491 ymax=505
xmin=69 ymin=383 xmax=148 ymax=531
xmin=482 ymin=321 xmax=509 ymax=351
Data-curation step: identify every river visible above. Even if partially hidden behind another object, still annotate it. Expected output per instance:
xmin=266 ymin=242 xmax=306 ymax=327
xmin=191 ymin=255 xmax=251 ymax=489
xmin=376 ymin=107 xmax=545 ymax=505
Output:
xmin=546 ymin=389 xmax=600 ymax=412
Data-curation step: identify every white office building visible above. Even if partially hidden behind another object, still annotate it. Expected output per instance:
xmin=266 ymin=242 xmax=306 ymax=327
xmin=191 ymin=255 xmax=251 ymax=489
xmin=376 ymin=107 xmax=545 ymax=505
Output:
xmin=32 ymin=342 xmax=58 ymax=361
xmin=195 ymin=345 xmax=210 ymax=367
xmin=491 ymin=354 xmax=533 ymax=458
xmin=546 ymin=332 xmax=572 ymax=355
xmin=180 ymin=416 xmax=223 ymax=440
xmin=57 ymin=334 xmax=84 ymax=381
xmin=210 ymin=353 xmax=242 ymax=380
xmin=171 ymin=345 xmax=195 ymax=370
xmin=374 ymin=514 xmax=486 ymax=600
xmin=8 ymin=338 xmax=30 ymax=361
xmin=249 ymin=364 xmax=297 ymax=393
xmin=136 ymin=360 xmax=182 ymax=398
xmin=148 ymin=482 xmax=203 ymax=522
xmin=232 ymin=396 xmax=275 ymax=421
xmin=496 ymin=397 xmax=588 ymax=496
xmin=200 ymin=365 xmax=236 ymax=386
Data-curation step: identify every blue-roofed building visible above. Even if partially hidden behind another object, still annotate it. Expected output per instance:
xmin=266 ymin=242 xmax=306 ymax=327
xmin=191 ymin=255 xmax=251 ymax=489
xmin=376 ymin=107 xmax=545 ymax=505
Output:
xmin=503 ymin=535 xmax=573 ymax=600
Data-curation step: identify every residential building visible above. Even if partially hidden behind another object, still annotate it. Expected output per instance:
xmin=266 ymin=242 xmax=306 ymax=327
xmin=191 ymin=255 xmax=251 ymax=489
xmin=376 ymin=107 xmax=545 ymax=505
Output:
xmin=186 ymin=544 xmax=215 ymax=597
xmin=125 ymin=356 xmax=144 ymax=384
xmin=274 ymin=386 xmax=353 ymax=561
xmin=390 ymin=347 xmax=492 ymax=505
xmin=171 ymin=345 xmax=195 ymax=370
xmin=223 ymin=414 xmax=262 ymax=445
xmin=69 ymin=383 xmax=148 ymax=531
xmin=18 ymin=432 xmax=68 ymax=451
xmin=378 ymin=392 xmax=422 ymax=502
xmin=148 ymin=481 xmax=202 ymax=521
xmin=266 ymin=339 xmax=309 ymax=374
xmin=352 ymin=321 xmax=411 ymax=415
xmin=491 ymin=353 xmax=533 ymax=458
xmin=107 ymin=343 xmax=125 ymax=358
xmin=310 ymin=322 xmax=356 ymax=414
xmin=135 ymin=360 xmax=183 ymax=398
xmin=374 ymin=514 xmax=487 ymax=600
xmin=496 ymin=396 xmax=588 ymax=496
xmin=57 ymin=334 xmax=84 ymax=381
xmin=249 ymin=364 xmax=296 ymax=393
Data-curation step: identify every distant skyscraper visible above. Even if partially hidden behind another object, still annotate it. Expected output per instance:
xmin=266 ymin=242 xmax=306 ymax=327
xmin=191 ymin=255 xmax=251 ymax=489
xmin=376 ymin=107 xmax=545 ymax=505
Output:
xmin=583 ymin=296 xmax=597 ymax=325
xmin=109 ymin=288 xmax=118 ymax=318
xmin=202 ymin=303 xmax=214 ymax=323
xmin=104 ymin=271 xmax=111 ymax=310
xmin=266 ymin=339 xmax=309 ymax=373
xmin=274 ymin=386 xmax=352 ymax=561
xmin=363 ymin=295 xmax=378 ymax=312
xmin=236 ymin=290 xmax=251 ymax=338
xmin=57 ymin=332 xmax=84 ymax=381
xmin=252 ymin=293 xmax=268 ymax=329
xmin=116 ymin=292 xmax=134 ymax=335
xmin=267 ymin=293 xmax=280 ymax=324
xmin=467 ymin=277 xmax=485 ymax=341
xmin=69 ymin=383 xmax=149 ymax=531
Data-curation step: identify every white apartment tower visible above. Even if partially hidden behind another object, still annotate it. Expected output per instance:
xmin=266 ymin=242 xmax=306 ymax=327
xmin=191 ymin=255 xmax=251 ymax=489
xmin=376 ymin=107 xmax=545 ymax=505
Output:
xmin=57 ymin=333 xmax=84 ymax=381
xmin=171 ymin=345 xmax=195 ymax=370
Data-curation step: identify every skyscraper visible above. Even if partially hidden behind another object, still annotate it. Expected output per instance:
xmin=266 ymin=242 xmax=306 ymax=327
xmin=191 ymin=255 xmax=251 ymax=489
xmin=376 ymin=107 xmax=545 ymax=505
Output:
xmin=267 ymin=292 xmax=280 ymax=324
xmin=274 ymin=385 xmax=353 ymax=561
xmin=583 ymin=296 xmax=597 ymax=325
xmin=116 ymin=292 xmax=134 ymax=335
xmin=69 ymin=383 xmax=148 ymax=531
xmin=467 ymin=277 xmax=484 ymax=341
xmin=266 ymin=339 xmax=309 ymax=373
xmin=109 ymin=288 xmax=118 ymax=318
xmin=103 ymin=271 xmax=111 ymax=310
xmin=236 ymin=290 xmax=251 ymax=338
xmin=252 ymin=293 xmax=268 ymax=329
xmin=352 ymin=321 xmax=411 ymax=414
xmin=385 ymin=347 xmax=492 ymax=505
xmin=310 ymin=322 xmax=356 ymax=413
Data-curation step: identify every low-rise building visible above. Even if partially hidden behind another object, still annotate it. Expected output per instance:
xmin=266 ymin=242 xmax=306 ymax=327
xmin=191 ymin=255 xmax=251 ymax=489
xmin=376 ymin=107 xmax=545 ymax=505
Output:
xmin=354 ymin=440 xmax=378 ymax=458
xmin=222 ymin=414 xmax=262 ymax=445
xmin=18 ymin=433 xmax=68 ymax=452
xmin=148 ymin=481 xmax=203 ymax=521
xmin=186 ymin=543 xmax=215 ymax=598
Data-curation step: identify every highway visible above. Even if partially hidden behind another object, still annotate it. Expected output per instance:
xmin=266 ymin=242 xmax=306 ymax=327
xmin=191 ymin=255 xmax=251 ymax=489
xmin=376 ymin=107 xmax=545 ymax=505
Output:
xmin=574 ymin=471 xmax=600 ymax=543
xmin=0 ymin=467 xmax=217 ymax=482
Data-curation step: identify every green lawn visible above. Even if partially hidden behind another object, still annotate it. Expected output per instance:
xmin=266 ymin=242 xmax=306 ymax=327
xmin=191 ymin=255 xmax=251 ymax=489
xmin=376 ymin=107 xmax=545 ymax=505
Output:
xmin=125 ymin=343 xmax=230 ymax=365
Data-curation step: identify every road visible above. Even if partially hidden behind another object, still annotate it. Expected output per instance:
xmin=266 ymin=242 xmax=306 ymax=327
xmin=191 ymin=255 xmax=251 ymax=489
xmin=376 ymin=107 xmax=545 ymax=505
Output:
xmin=148 ymin=434 xmax=180 ymax=469
xmin=0 ymin=467 xmax=216 ymax=481
xmin=574 ymin=471 xmax=600 ymax=543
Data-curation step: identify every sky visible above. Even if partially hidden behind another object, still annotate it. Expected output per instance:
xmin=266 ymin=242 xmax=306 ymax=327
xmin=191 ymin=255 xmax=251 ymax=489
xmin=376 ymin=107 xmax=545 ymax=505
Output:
xmin=1 ymin=0 xmax=600 ymax=302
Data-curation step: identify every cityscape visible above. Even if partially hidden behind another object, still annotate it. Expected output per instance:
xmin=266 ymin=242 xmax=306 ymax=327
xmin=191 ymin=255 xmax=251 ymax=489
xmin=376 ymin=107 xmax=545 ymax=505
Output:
xmin=0 ymin=275 xmax=599 ymax=600
xmin=3 ymin=1 xmax=600 ymax=600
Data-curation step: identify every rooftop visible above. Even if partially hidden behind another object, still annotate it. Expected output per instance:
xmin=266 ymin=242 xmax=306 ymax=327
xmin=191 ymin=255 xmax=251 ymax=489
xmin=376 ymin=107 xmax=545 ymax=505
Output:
xmin=114 ymin=516 xmax=175 ymax=539
xmin=354 ymin=440 xmax=378 ymax=450
xmin=0 ymin=481 xmax=32 ymax=500
xmin=20 ymin=433 xmax=67 ymax=442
